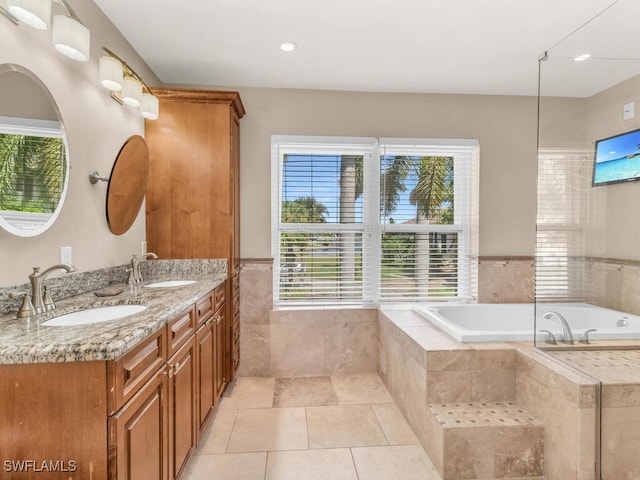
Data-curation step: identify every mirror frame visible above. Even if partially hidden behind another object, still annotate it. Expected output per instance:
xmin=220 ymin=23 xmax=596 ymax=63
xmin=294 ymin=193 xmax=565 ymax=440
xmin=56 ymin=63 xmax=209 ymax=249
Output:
xmin=0 ymin=63 xmax=70 ymax=238
xmin=106 ymin=135 xmax=149 ymax=235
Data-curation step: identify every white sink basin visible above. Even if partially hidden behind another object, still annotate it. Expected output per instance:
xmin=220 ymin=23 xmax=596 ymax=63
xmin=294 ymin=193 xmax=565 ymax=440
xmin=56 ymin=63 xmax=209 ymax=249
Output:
xmin=144 ymin=280 xmax=197 ymax=288
xmin=42 ymin=305 xmax=148 ymax=326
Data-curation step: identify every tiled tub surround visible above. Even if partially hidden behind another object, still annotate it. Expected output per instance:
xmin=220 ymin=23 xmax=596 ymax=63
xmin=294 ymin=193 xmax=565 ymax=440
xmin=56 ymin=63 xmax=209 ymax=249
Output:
xmin=550 ymin=349 xmax=640 ymax=480
xmin=586 ymin=256 xmax=640 ymax=316
xmin=238 ymin=257 xmax=534 ymax=377
xmin=238 ymin=259 xmax=605 ymax=479
xmin=478 ymin=256 xmax=535 ymax=304
xmin=239 ymin=260 xmax=378 ymax=377
xmin=0 ymin=259 xmax=226 ymax=363
xmin=240 ymin=307 xmax=378 ymax=377
xmin=378 ymin=307 xmax=600 ymax=480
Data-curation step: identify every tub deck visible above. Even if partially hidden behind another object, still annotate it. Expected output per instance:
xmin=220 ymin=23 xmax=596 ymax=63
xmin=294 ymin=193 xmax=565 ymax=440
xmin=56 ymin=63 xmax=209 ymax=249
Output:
xmin=377 ymin=306 xmax=600 ymax=480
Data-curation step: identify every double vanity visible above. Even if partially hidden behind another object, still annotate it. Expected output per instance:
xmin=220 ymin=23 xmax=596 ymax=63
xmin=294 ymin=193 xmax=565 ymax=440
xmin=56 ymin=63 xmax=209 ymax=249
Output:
xmin=0 ymin=60 xmax=243 ymax=479
xmin=0 ymin=259 xmax=232 ymax=480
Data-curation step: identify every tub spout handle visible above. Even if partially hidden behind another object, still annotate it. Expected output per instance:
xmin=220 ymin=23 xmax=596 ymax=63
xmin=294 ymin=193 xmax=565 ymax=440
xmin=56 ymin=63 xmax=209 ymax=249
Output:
xmin=538 ymin=329 xmax=557 ymax=345
xmin=542 ymin=311 xmax=574 ymax=344
xmin=580 ymin=329 xmax=597 ymax=345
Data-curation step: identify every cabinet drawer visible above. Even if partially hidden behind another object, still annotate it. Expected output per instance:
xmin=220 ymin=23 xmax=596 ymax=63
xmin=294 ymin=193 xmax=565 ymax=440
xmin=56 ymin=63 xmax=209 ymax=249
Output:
xmin=167 ymin=306 xmax=196 ymax=357
xmin=196 ymin=291 xmax=214 ymax=327
xmin=213 ymin=284 xmax=225 ymax=311
xmin=108 ymin=327 xmax=166 ymax=414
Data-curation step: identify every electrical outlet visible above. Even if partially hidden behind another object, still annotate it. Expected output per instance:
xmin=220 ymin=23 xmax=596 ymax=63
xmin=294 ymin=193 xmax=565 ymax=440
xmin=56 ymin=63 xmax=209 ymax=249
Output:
xmin=141 ymin=240 xmax=147 ymax=255
xmin=624 ymin=102 xmax=635 ymax=120
xmin=60 ymin=246 xmax=72 ymax=265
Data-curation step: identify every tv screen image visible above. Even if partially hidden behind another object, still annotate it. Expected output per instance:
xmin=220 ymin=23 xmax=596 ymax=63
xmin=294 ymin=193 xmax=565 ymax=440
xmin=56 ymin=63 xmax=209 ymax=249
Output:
xmin=593 ymin=128 xmax=640 ymax=186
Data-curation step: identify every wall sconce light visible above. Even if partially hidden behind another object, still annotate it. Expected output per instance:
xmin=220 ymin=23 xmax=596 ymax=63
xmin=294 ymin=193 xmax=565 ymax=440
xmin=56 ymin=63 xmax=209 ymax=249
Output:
xmin=99 ymin=55 xmax=123 ymax=90
xmin=52 ymin=12 xmax=89 ymax=61
xmin=5 ymin=0 xmax=51 ymax=29
xmin=100 ymin=47 xmax=159 ymax=120
xmin=121 ymin=76 xmax=142 ymax=107
xmin=1 ymin=0 xmax=90 ymax=62
xmin=140 ymin=93 xmax=159 ymax=120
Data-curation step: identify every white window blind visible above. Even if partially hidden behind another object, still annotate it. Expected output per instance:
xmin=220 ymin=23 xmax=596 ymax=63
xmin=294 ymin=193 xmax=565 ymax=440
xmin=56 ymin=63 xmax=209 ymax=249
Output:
xmin=536 ymin=148 xmax=590 ymax=301
xmin=272 ymin=136 xmax=478 ymax=306
xmin=378 ymin=140 xmax=478 ymax=302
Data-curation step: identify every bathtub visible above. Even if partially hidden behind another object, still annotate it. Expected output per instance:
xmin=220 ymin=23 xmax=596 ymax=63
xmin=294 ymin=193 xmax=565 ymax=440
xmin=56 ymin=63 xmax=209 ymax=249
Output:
xmin=411 ymin=302 xmax=640 ymax=342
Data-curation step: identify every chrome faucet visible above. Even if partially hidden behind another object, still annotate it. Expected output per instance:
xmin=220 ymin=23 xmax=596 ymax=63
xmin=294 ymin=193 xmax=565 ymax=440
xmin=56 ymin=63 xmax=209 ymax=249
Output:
xmin=17 ymin=263 xmax=77 ymax=318
xmin=129 ymin=253 xmax=158 ymax=286
xmin=542 ymin=311 xmax=574 ymax=344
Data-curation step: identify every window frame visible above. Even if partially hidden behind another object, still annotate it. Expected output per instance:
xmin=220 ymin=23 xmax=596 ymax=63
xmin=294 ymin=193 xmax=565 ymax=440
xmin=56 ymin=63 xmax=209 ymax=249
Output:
xmin=0 ymin=115 xmax=68 ymax=237
xmin=272 ymin=135 xmax=478 ymax=306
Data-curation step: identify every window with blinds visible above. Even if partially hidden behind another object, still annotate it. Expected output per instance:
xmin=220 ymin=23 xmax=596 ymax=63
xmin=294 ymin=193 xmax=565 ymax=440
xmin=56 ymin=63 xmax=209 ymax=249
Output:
xmin=536 ymin=149 xmax=590 ymax=302
xmin=272 ymin=136 xmax=479 ymax=306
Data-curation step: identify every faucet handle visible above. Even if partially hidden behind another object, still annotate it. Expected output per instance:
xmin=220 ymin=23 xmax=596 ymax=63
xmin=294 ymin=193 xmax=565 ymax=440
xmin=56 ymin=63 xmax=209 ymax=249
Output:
xmin=126 ymin=267 xmax=135 ymax=285
xmin=579 ymin=329 xmax=597 ymax=345
xmin=17 ymin=294 xmax=36 ymax=319
xmin=538 ymin=329 xmax=557 ymax=345
xmin=43 ymin=286 xmax=55 ymax=311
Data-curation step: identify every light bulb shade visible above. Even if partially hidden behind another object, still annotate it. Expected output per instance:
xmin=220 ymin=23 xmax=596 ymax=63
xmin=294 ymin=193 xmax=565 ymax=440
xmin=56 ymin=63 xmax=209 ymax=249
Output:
xmin=140 ymin=93 xmax=159 ymax=120
xmin=99 ymin=56 xmax=123 ymax=91
xmin=121 ymin=76 xmax=142 ymax=107
xmin=52 ymin=15 xmax=90 ymax=61
xmin=6 ymin=0 xmax=51 ymax=29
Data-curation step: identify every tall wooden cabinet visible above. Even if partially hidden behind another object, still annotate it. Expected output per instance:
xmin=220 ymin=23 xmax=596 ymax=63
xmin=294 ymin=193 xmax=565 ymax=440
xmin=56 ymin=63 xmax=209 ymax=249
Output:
xmin=145 ymin=89 xmax=244 ymax=385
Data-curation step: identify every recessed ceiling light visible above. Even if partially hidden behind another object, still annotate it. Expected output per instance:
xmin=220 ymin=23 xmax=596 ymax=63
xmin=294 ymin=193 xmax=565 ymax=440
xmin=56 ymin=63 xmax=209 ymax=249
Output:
xmin=280 ymin=41 xmax=297 ymax=52
xmin=574 ymin=53 xmax=591 ymax=62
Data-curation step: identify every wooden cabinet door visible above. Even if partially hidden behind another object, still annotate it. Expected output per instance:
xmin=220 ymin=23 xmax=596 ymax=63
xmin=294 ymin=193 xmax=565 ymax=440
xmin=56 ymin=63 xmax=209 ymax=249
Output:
xmin=196 ymin=320 xmax=215 ymax=433
xmin=213 ymin=306 xmax=226 ymax=401
xmin=109 ymin=367 xmax=168 ymax=480
xmin=167 ymin=336 xmax=197 ymax=480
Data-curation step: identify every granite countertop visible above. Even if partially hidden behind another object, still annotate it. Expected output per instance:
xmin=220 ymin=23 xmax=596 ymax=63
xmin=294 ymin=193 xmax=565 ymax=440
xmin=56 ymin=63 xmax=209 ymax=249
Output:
xmin=0 ymin=261 xmax=226 ymax=365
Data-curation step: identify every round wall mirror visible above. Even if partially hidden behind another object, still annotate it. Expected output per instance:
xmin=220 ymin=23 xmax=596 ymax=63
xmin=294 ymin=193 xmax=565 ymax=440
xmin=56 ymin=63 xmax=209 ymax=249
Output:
xmin=106 ymin=135 xmax=149 ymax=235
xmin=0 ymin=64 xmax=69 ymax=237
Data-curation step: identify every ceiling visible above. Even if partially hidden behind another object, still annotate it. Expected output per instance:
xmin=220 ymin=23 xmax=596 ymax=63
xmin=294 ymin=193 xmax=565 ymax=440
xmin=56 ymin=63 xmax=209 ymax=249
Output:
xmin=93 ymin=0 xmax=639 ymax=97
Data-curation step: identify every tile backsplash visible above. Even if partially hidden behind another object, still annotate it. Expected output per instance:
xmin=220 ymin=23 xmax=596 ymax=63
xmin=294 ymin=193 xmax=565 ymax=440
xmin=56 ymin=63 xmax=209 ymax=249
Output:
xmin=0 ymin=259 xmax=226 ymax=317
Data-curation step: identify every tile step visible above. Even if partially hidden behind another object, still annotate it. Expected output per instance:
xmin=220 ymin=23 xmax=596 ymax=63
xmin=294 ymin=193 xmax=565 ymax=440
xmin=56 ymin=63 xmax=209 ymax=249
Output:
xmin=429 ymin=401 xmax=543 ymax=429
xmin=428 ymin=401 xmax=544 ymax=480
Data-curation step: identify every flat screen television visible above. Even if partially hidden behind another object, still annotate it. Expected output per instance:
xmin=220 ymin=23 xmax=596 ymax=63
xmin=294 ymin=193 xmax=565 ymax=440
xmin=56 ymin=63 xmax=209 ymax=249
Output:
xmin=592 ymin=128 xmax=640 ymax=186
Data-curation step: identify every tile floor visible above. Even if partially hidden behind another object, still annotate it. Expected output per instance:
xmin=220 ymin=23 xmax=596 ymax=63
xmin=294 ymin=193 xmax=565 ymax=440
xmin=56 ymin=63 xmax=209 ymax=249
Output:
xmin=183 ymin=374 xmax=442 ymax=480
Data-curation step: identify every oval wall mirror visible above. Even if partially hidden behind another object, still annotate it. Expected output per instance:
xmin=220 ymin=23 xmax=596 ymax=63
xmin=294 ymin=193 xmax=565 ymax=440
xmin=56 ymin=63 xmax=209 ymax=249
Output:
xmin=0 ymin=64 xmax=69 ymax=237
xmin=106 ymin=135 xmax=149 ymax=235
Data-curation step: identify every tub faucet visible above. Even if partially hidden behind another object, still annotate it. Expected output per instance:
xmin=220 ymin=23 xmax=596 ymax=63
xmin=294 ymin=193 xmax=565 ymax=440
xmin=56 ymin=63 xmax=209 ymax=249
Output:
xmin=19 ymin=263 xmax=77 ymax=317
xmin=543 ymin=311 xmax=574 ymax=344
xmin=129 ymin=252 xmax=158 ymax=286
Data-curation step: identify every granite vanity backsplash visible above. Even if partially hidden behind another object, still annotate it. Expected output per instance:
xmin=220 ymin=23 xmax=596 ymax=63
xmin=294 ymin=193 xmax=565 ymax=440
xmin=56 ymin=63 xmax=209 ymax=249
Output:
xmin=0 ymin=259 xmax=226 ymax=317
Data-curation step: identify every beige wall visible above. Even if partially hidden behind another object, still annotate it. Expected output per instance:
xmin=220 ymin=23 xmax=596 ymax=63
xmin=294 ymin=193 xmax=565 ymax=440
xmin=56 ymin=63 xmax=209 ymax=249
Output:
xmin=0 ymin=0 xmax=159 ymax=287
xmin=585 ymin=74 xmax=640 ymax=261
xmin=235 ymin=87 xmax=540 ymax=259
xmin=1 ymin=1 xmax=592 ymax=287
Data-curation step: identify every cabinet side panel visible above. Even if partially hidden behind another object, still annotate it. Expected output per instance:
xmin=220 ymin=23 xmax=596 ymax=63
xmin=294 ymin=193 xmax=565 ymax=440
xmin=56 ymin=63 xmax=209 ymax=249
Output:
xmin=146 ymin=100 xmax=232 ymax=259
xmin=145 ymin=104 xmax=177 ymax=258
xmin=0 ymin=361 xmax=108 ymax=479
